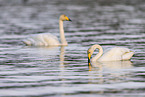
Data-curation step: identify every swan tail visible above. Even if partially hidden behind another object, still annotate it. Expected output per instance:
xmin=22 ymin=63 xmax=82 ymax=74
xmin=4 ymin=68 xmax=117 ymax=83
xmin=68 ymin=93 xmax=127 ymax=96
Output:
xmin=122 ymin=51 xmax=134 ymax=60
xmin=22 ymin=39 xmax=33 ymax=46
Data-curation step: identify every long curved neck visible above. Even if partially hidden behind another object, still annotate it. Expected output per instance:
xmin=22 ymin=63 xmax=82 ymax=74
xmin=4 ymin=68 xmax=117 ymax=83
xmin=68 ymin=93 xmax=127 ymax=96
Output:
xmin=91 ymin=45 xmax=103 ymax=62
xmin=59 ymin=20 xmax=67 ymax=45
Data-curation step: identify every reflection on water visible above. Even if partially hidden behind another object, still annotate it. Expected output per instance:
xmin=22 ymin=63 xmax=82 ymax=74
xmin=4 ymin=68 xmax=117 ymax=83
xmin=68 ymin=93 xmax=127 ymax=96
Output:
xmin=90 ymin=61 xmax=133 ymax=71
xmin=87 ymin=61 xmax=135 ymax=95
xmin=89 ymin=61 xmax=133 ymax=82
xmin=0 ymin=0 xmax=145 ymax=96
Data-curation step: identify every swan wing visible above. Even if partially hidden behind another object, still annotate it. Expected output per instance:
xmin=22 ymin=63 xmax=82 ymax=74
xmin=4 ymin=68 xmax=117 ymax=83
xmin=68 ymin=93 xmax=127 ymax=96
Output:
xmin=23 ymin=33 xmax=60 ymax=46
xmin=99 ymin=47 xmax=134 ymax=61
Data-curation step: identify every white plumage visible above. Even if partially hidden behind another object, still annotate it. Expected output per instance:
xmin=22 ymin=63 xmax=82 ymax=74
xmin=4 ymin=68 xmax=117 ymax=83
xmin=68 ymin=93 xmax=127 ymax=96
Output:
xmin=98 ymin=47 xmax=134 ymax=61
xmin=23 ymin=33 xmax=60 ymax=46
xmin=23 ymin=14 xmax=71 ymax=46
xmin=88 ymin=44 xmax=134 ymax=62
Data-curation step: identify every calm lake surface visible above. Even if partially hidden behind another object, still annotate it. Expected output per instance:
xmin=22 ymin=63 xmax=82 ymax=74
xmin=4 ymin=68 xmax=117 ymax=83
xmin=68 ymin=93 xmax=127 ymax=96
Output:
xmin=0 ymin=0 xmax=145 ymax=96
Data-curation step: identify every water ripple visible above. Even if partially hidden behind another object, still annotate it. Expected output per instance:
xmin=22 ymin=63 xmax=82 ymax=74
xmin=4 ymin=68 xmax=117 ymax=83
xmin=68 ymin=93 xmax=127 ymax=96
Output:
xmin=0 ymin=0 xmax=145 ymax=96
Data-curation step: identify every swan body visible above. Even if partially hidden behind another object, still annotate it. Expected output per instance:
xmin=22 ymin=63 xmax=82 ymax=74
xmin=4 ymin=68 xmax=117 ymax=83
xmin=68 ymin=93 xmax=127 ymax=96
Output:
xmin=23 ymin=33 xmax=60 ymax=46
xmin=23 ymin=14 xmax=71 ymax=46
xmin=88 ymin=44 xmax=134 ymax=62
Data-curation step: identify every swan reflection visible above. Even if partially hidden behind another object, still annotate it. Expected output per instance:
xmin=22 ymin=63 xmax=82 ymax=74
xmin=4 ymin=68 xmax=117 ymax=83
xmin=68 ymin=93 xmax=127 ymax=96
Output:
xmin=59 ymin=46 xmax=65 ymax=69
xmin=89 ymin=61 xmax=133 ymax=72
xmin=88 ymin=61 xmax=133 ymax=86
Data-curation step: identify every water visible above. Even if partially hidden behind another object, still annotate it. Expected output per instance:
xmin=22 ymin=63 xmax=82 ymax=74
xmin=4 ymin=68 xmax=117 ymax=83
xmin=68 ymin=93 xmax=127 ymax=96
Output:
xmin=0 ymin=0 xmax=145 ymax=96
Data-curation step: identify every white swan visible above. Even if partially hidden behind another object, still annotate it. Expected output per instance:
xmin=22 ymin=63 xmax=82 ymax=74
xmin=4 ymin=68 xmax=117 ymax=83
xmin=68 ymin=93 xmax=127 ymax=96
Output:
xmin=23 ymin=14 xmax=71 ymax=46
xmin=87 ymin=44 xmax=134 ymax=62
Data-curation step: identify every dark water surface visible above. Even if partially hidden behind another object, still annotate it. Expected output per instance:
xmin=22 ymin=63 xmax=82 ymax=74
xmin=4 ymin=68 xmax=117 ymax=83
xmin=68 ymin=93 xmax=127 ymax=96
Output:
xmin=0 ymin=0 xmax=145 ymax=96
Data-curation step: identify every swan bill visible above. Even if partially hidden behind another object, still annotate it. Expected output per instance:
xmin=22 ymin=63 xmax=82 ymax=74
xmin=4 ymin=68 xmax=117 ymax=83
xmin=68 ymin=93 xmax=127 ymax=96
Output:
xmin=68 ymin=18 xmax=72 ymax=21
xmin=88 ymin=52 xmax=91 ymax=63
xmin=88 ymin=52 xmax=92 ymax=67
xmin=65 ymin=16 xmax=72 ymax=21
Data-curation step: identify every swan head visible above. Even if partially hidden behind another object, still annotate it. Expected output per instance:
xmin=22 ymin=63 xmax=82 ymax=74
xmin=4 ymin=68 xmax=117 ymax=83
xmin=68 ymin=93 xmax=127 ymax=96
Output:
xmin=59 ymin=14 xmax=72 ymax=21
xmin=87 ymin=44 xmax=102 ymax=63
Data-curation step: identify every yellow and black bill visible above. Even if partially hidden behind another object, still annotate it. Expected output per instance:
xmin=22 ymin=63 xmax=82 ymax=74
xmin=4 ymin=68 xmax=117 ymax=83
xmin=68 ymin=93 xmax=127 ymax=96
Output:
xmin=88 ymin=52 xmax=91 ymax=66
xmin=68 ymin=18 xmax=72 ymax=21
xmin=65 ymin=16 xmax=72 ymax=21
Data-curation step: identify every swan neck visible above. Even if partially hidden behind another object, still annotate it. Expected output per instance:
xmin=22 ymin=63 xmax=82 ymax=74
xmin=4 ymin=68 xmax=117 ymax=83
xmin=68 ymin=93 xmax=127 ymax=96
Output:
xmin=91 ymin=45 xmax=103 ymax=62
xmin=59 ymin=20 xmax=67 ymax=45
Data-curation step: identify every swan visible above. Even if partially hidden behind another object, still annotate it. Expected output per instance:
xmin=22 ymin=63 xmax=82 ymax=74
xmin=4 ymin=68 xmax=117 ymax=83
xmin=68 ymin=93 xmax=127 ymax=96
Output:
xmin=23 ymin=14 xmax=71 ymax=46
xmin=87 ymin=44 xmax=134 ymax=62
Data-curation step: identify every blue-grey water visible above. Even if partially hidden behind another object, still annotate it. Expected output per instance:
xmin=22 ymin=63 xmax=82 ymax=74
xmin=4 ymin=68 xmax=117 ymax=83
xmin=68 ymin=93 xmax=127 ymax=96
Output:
xmin=0 ymin=0 xmax=145 ymax=96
